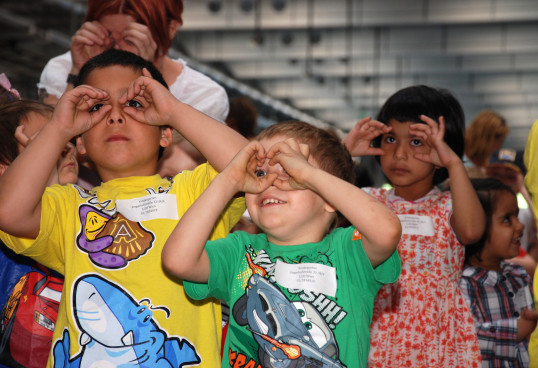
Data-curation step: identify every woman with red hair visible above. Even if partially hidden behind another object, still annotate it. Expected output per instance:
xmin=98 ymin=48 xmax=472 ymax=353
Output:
xmin=38 ymin=0 xmax=228 ymax=122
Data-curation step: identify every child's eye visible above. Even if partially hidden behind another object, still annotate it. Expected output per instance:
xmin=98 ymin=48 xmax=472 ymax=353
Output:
xmin=411 ymin=139 xmax=423 ymax=147
xmin=89 ymin=103 xmax=104 ymax=113
xmin=383 ymin=136 xmax=396 ymax=144
xmin=255 ymin=169 xmax=266 ymax=177
xmin=125 ymin=100 xmax=142 ymax=108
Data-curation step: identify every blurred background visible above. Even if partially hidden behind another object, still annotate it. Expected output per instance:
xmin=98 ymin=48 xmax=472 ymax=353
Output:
xmin=1 ymin=0 xmax=537 ymax=149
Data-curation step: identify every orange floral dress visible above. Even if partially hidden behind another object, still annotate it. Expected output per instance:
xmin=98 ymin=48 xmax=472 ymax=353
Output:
xmin=365 ymin=187 xmax=481 ymax=367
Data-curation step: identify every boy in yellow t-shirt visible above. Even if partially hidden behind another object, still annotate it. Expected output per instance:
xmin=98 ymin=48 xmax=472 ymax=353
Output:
xmin=524 ymin=119 xmax=538 ymax=368
xmin=0 ymin=49 xmax=247 ymax=367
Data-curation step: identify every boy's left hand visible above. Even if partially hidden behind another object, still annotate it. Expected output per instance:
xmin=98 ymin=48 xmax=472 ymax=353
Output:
xmin=121 ymin=22 xmax=158 ymax=62
xmin=409 ymin=115 xmax=459 ymax=169
xmin=266 ymin=138 xmax=313 ymax=191
xmin=120 ymin=68 xmax=175 ymax=127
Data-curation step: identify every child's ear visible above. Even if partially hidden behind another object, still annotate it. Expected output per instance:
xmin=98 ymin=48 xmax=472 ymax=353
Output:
xmin=76 ymin=136 xmax=87 ymax=155
xmin=0 ymin=164 xmax=7 ymax=176
xmin=168 ymin=20 xmax=180 ymax=41
xmin=324 ymin=202 xmax=337 ymax=214
xmin=160 ymin=127 xmax=173 ymax=148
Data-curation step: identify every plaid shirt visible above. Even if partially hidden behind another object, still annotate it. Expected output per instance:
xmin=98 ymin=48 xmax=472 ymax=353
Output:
xmin=460 ymin=261 xmax=534 ymax=367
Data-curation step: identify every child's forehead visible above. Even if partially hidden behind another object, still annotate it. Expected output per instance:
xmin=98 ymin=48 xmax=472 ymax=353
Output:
xmin=85 ymin=65 xmax=142 ymax=95
xmin=86 ymin=65 xmax=142 ymax=85
xmin=492 ymin=190 xmax=518 ymax=212
xmin=385 ymin=119 xmax=416 ymax=135
xmin=386 ymin=118 xmax=420 ymax=127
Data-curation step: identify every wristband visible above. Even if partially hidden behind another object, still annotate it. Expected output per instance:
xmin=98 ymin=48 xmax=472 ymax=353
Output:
xmin=66 ymin=73 xmax=78 ymax=85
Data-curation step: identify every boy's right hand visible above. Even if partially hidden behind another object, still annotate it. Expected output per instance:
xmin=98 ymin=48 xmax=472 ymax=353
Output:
xmin=222 ymin=141 xmax=277 ymax=194
xmin=517 ymin=308 xmax=538 ymax=341
xmin=51 ymin=85 xmax=111 ymax=141
xmin=343 ymin=117 xmax=391 ymax=157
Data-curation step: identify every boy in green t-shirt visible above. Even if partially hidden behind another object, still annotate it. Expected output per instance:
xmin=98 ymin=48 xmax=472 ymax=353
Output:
xmin=0 ymin=49 xmax=248 ymax=367
xmin=162 ymin=121 xmax=402 ymax=367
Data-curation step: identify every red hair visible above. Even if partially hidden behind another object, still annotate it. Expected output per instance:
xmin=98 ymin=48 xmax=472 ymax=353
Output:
xmin=86 ymin=0 xmax=184 ymax=57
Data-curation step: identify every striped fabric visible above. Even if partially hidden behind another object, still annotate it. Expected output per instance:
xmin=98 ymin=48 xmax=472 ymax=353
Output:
xmin=460 ymin=261 xmax=534 ymax=367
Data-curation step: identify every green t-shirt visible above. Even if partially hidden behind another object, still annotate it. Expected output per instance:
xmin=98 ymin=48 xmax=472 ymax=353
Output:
xmin=185 ymin=226 xmax=401 ymax=367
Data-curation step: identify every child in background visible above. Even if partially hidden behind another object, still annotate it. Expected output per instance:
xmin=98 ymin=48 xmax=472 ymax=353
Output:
xmin=162 ymin=121 xmax=402 ymax=367
xmin=0 ymin=49 xmax=248 ymax=367
xmin=344 ymin=85 xmax=485 ymax=367
xmin=486 ymin=149 xmax=537 ymax=276
xmin=0 ymin=100 xmax=78 ymax=368
xmin=460 ymin=178 xmax=537 ymax=367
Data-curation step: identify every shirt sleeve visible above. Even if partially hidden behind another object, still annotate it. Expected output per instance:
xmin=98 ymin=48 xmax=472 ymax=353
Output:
xmin=337 ymin=226 xmax=401 ymax=293
xmin=184 ymin=232 xmax=244 ymax=302
xmin=168 ymin=61 xmax=229 ymax=122
xmin=0 ymin=185 xmax=68 ymax=274
xmin=176 ymin=163 xmax=245 ymax=241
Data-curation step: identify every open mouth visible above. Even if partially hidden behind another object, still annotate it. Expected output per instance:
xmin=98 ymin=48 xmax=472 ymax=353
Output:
xmin=261 ymin=198 xmax=285 ymax=206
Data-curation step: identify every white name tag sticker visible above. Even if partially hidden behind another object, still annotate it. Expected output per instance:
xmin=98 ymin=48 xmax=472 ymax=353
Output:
xmin=274 ymin=260 xmax=337 ymax=297
xmin=116 ymin=194 xmax=178 ymax=222
xmin=397 ymin=214 xmax=435 ymax=236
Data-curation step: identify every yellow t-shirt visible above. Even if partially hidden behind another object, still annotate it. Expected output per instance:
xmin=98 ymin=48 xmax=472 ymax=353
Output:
xmin=524 ymin=120 xmax=538 ymax=368
xmin=0 ymin=164 xmax=244 ymax=368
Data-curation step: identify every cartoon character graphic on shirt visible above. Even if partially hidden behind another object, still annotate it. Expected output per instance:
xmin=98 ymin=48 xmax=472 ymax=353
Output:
xmin=231 ymin=247 xmax=347 ymax=368
xmin=74 ymin=185 xmax=157 ymax=269
xmin=52 ymin=274 xmax=201 ymax=368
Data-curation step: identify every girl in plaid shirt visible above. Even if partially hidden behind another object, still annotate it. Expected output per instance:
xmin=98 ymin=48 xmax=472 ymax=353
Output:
xmin=461 ymin=177 xmax=538 ymax=367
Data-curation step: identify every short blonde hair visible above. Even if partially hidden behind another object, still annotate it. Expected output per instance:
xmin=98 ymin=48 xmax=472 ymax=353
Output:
xmin=465 ymin=110 xmax=509 ymax=166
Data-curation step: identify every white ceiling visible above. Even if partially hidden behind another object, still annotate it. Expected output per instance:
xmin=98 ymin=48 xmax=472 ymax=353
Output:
xmin=0 ymin=0 xmax=537 ymax=151
xmin=178 ymin=0 xmax=538 ymax=149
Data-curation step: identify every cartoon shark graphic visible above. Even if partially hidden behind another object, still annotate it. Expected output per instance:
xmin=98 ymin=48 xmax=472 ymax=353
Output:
xmin=53 ymin=275 xmax=200 ymax=368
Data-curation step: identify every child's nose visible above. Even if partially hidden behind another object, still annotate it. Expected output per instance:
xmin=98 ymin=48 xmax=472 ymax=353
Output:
xmin=106 ymin=106 xmax=125 ymax=125
xmin=394 ymin=143 xmax=407 ymax=159
xmin=516 ymin=218 xmax=525 ymax=233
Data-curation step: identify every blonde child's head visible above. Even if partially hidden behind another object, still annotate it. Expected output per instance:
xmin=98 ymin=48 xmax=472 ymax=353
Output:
xmin=251 ymin=121 xmax=355 ymax=232
xmin=465 ymin=110 xmax=509 ymax=167
xmin=256 ymin=121 xmax=355 ymax=184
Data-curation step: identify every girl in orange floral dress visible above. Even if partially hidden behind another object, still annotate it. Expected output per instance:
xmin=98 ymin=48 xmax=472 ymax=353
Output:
xmin=344 ymin=85 xmax=485 ymax=367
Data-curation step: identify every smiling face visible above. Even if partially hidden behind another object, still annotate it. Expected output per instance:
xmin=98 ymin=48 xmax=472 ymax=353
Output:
xmin=379 ymin=119 xmax=436 ymax=200
xmin=245 ymin=135 xmax=335 ymax=246
xmin=480 ymin=190 xmax=524 ymax=268
xmin=77 ymin=65 xmax=171 ymax=181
